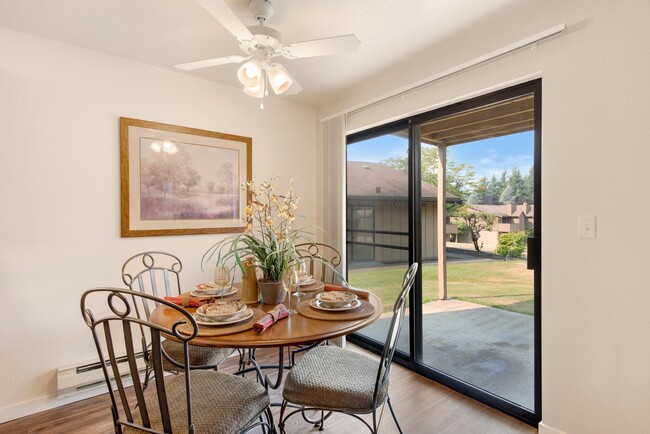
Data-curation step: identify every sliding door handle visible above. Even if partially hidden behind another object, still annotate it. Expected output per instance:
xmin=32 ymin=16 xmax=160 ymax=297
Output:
xmin=527 ymin=237 xmax=541 ymax=270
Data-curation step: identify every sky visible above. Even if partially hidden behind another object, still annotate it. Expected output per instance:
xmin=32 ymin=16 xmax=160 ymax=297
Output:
xmin=347 ymin=131 xmax=534 ymax=180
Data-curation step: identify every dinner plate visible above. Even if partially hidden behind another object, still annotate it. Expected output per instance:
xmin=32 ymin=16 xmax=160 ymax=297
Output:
xmin=191 ymin=286 xmax=237 ymax=298
xmin=193 ymin=308 xmax=253 ymax=326
xmin=310 ymin=298 xmax=362 ymax=312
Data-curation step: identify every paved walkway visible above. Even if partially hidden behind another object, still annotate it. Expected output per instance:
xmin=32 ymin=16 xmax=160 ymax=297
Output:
xmin=360 ymin=299 xmax=534 ymax=409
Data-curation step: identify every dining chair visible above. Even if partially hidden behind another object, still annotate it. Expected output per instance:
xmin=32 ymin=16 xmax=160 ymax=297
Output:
xmin=288 ymin=243 xmax=347 ymax=365
xmin=278 ymin=262 xmax=419 ymax=434
xmin=121 ymin=251 xmax=236 ymax=387
xmin=294 ymin=242 xmax=347 ymax=285
xmin=80 ymin=287 xmax=273 ymax=434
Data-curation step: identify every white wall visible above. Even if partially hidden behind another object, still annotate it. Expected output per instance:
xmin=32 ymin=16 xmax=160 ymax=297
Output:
xmin=319 ymin=1 xmax=650 ymax=433
xmin=0 ymin=27 xmax=317 ymax=421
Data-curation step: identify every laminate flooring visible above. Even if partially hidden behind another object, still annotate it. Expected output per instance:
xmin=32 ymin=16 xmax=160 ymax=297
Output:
xmin=0 ymin=344 xmax=537 ymax=434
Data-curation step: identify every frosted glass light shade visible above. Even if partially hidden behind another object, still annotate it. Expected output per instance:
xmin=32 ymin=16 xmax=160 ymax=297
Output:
xmin=243 ymin=81 xmax=265 ymax=98
xmin=267 ymin=63 xmax=293 ymax=95
xmin=237 ymin=60 xmax=262 ymax=87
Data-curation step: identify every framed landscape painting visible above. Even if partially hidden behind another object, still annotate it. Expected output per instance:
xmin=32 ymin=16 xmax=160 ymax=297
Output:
xmin=120 ymin=117 xmax=252 ymax=237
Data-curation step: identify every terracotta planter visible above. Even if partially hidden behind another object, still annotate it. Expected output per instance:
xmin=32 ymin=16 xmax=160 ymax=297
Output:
xmin=258 ymin=280 xmax=286 ymax=305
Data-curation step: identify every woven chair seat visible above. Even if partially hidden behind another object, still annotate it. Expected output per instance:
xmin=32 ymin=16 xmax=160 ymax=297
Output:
xmin=151 ymin=339 xmax=234 ymax=372
xmin=283 ymin=345 xmax=388 ymax=413
xmin=124 ymin=370 xmax=269 ymax=434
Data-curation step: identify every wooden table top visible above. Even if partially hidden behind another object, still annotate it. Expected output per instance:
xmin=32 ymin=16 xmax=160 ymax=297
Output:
xmin=150 ymin=289 xmax=382 ymax=349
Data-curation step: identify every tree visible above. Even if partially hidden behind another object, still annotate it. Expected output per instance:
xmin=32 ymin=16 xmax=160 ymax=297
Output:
xmin=383 ymin=146 xmax=477 ymax=201
xmin=446 ymin=160 xmax=477 ymax=200
xmin=483 ymin=174 xmax=500 ymax=204
xmin=216 ymin=163 xmax=235 ymax=198
xmin=180 ymin=166 xmax=201 ymax=193
xmin=499 ymin=184 xmax=516 ymax=204
xmin=507 ymin=167 xmax=526 ymax=203
xmin=143 ymin=153 xmax=187 ymax=198
xmin=452 ymin=205 xmax=497 ymax=252
xmin=522 ymin=166 xmax=534 ymax=202
xmin=467 ymin=176 xmax=489 ymax=204
xmin=206 ymin=181 xmax=215 ymax=193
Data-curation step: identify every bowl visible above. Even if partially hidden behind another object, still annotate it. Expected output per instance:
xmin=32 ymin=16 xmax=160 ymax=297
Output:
xmin=196 ymin=300 xmax=247 ymax=321
xmin=316 ymin=291 xmax=358 ymax=308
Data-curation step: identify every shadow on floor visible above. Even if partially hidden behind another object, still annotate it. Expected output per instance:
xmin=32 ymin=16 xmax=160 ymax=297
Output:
xmin=359 ymin=299 xmax=534 ymax=410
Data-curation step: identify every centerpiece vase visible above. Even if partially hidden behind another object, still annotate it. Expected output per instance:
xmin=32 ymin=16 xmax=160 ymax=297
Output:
xmin=258 ymin=279 xmax=286 ymax=305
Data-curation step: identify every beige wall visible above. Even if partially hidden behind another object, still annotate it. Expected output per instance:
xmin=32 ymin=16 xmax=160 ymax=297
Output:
xmin=319 ymin=1 xmax=650 ymax=432
xmin=0 ymin=27 xmax=318 ymax=421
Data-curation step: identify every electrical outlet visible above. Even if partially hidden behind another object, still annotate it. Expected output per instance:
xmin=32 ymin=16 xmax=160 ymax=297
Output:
xmin=578 ymin=215 xmax=596 ymax=239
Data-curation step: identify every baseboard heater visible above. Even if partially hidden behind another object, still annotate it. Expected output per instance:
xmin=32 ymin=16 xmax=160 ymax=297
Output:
xmin=57 ymin=352 xmax=147 ymax=398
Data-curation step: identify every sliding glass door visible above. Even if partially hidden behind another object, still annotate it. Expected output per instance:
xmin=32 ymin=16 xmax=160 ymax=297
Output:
xmin=346 ymin=80 xmax=541 ymax=424
xmin=346 ymin=126 xmax=411 ymax=354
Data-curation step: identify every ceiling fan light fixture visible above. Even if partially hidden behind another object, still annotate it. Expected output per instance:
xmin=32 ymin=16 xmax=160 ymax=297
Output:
xmin=267 ymin=63 xmax=293 ymax=95
xmin=243 ymin=78 xmax=266 ymax=98
xmin=185 ymin=0 xmax=360 ymax=103
xmin=237 ymin=59 xmax=262 ymax=87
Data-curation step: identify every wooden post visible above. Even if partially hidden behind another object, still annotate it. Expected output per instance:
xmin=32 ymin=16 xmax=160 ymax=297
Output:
xmin=437 ymin=145 xmax=447 ymax=300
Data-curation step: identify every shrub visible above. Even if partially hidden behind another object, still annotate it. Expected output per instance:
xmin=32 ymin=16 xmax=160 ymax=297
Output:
xmin=495 ymin=230 xmax=530 ymax=258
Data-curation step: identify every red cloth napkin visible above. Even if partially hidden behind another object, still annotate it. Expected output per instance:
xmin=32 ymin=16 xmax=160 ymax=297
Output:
xmin=253 ymin=304 xmax=289 ymax=333
xmin=164 ymin=295 xmax=213 ymax=308
xmin=323 ymin=284 xmax=370 ymax=299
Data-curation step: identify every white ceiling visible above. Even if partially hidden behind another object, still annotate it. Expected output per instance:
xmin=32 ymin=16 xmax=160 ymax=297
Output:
xmin=0 ymin=0 xmax=533 ymax=107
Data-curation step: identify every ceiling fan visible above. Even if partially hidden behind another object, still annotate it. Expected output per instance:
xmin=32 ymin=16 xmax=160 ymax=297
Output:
xmin=175 ymin=0 xmax=361 ymax=103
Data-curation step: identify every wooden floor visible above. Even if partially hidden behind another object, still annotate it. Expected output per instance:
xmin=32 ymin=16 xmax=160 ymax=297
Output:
xmin=0 ymin=345 xmax=537 ymax=434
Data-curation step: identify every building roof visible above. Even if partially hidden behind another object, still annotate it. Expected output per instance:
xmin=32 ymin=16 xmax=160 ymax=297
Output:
xmin=470 ymin=203 xmax=535 ymax=218
xmin=347 ymin=161 xmax=460 ymax=202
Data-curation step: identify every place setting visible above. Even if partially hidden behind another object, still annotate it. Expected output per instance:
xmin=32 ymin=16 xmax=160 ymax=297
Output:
xmin=294 ymin=269 xmax=325 ymax=293
xmin=178 ymin=300 xmax=266 ymax=337
xmin=190 ymin=264 xmax=239 ymax=298
xmin=297 ymin=286 xmax=376 ymax=321
xmin=190 ymin=281 xmax=238 ymax=299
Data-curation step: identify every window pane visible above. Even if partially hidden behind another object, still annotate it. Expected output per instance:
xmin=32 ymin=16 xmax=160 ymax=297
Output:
xmin=347 ymin=129 xmax=410 ymax=350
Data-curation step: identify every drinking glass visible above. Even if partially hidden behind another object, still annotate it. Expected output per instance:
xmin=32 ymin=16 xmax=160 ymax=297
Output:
xmin=295 ymin=259 xmax=308 ymax=300
xmin=298 ymin=259 xmax=309 ymax=281
xmin=214 ymin=265 xmax=231 ymax=298
xmin=282 ymin=267 xmax=299 ymax=315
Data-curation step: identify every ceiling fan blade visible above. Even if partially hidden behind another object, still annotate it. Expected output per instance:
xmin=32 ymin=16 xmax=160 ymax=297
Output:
xmin=281 ymin=34 xmax=360 ymax=59
xmin=174 ymin=55 xmax=248 ymax=70
xmin=196 ymin=0 xmax=256 ymax=46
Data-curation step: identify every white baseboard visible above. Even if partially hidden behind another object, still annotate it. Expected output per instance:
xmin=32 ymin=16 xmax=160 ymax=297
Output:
xmin=0 ymin=386 xmax=109 ymax=425
xmin=539 ymin=421 xmax=568 ymax=434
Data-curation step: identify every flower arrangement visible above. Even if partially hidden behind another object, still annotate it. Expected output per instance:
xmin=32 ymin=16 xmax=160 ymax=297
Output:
xmin=202 ymin=177 xmax=305 ymax=282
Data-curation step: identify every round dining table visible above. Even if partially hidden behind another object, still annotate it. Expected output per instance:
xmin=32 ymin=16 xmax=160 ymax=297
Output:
xmin=149 ymin=284 xmax=382 ymax=388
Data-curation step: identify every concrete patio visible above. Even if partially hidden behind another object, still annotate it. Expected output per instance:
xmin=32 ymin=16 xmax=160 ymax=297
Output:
xmin=359 ymin=298 xmax=534 ymax=409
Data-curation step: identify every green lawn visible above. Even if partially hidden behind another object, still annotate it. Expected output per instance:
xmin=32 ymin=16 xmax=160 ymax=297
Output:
xmin=348 ymin=259 xmax=534 ymax=315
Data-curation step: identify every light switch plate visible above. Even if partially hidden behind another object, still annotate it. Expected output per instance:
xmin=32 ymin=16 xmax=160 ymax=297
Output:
xmin=578 ymin=215 xmax=596 ymax=239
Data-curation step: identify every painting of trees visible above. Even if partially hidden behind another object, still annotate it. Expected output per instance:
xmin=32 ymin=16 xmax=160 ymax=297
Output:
xmin=139 ymin=139 xmax=239 ymax=220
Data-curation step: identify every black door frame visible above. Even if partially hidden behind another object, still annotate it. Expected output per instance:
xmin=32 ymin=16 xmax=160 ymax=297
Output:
xmin=346 ymin=79 xmax=542 ymax=426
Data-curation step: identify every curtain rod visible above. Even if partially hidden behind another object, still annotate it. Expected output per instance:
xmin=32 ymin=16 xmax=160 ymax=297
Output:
xmin=320 ymin=23 xmax=566 ymax=123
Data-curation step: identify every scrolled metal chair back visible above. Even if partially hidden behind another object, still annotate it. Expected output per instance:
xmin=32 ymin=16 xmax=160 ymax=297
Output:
xmin=121 ymin=251 xmax=183 ymax=320
xmin=373 ymin=262 xmax=418 ymax=408
xmin=295 ymin=242 xmax=347 ymax=285
xmin=80 ymin=287 xmax=197 ymax=434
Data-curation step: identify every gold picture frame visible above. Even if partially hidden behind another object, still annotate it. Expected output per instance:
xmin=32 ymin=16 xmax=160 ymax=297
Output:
xmin=120 ymin=117 xmax=252 ymax=237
